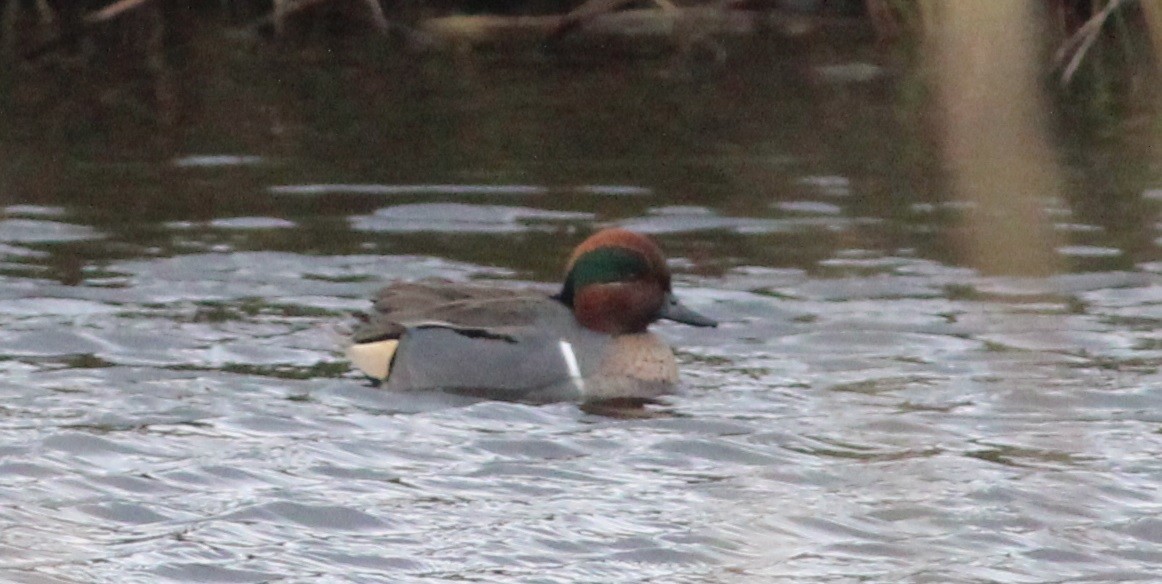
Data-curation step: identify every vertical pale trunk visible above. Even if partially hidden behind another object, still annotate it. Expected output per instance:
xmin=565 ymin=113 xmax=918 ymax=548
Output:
xmin=927 ymin=1 xmax=1063 ymax=277
xmin=1139 ymin=0 xmax=1162 ymax=59
xmin=1145 ymin=2 xmax=1162 ymax=191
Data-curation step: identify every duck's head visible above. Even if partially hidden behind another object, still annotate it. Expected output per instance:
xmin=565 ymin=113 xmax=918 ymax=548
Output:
xmin=555 ymin=228 xmax=718 ymax=335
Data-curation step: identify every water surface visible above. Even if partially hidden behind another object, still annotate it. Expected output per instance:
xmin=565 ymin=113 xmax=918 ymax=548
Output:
xmin=1 ymin=33 xmax=1161 ymax=584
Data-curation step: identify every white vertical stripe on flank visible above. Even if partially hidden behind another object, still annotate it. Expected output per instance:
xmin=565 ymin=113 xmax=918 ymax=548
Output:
xmin=558 ymin=340 xmax=586 ymax=394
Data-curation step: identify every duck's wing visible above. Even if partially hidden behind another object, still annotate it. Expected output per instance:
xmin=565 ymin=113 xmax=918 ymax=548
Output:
xmin=351 ymin=281 xmax=559 ymax=343
xmin=343 ymin=282 xmax=571 ymax=383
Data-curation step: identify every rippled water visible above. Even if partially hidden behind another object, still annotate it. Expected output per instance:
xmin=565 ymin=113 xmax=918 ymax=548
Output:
xmin=2 ymin=36 xmax=1162 ymax=583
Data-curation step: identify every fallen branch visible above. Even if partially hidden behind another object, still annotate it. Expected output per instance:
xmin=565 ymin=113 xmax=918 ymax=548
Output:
xmin=1054 ymin=0 xmax=1126 ymax=84
xmin=422 ymin=7 xmax=842 ymax=48
xmin=23 ymin=0 xmax=158 ymax=59
xmin=85 ymin=0 xmax=155 ymax=24
xmin=550 ymin=0 xmax=676 ymax=41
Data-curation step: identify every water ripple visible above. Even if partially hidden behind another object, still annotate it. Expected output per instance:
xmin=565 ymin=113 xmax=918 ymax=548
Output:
xmin=2 ymin=225 xmax=1161 ymax=584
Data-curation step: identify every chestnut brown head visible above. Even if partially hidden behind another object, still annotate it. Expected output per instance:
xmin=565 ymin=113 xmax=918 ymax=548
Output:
xmin=555 ymin=228 xmax=717 ymax=335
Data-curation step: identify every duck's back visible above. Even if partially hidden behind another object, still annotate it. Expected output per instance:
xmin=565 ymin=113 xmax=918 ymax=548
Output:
xmin=352 ymin=281 xmax=567 ymax=341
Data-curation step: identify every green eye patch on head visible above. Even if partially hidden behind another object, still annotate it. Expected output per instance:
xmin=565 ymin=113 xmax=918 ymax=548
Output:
xmin=557 ymin=247 xmax=653 ymax=305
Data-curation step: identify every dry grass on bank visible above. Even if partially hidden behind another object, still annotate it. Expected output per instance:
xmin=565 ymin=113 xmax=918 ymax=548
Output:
xmin=1 ymin=0 xmax=1158 ymax=87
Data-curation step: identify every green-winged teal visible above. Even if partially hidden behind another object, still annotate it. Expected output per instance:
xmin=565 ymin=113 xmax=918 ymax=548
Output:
xmin=346 ymin=228 xmax=716 ymax=403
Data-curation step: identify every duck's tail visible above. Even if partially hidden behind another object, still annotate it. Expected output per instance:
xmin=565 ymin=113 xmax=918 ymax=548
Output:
xmin=345 ymin=339 xmax=400 ymax=382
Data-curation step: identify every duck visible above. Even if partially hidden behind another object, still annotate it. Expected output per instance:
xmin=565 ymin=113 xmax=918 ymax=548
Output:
xmin=345 ymin=228 xmax=717 ymax=403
